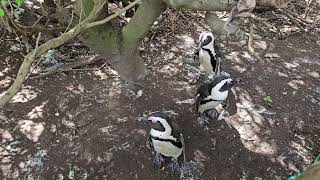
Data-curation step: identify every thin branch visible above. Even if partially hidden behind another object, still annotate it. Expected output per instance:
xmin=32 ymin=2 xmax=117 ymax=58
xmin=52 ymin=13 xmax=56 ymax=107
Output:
xmin=86 ymin=0 xmax=142 ymax=28
xmin=26 ymin=32 xmax=42 ymax=79
xmin=32 ymin=13 xmax=47 ymax=27
xmin=0 ymin=0 xmax=144 ymax=107
xmin=30 ymin=56 xmax=101 ymax=79
xmin=247 ymin=18 xmax=260 ymax=60
xmin=65 ymin=10 xmax=75 ymax=33
xmin=278 ymin=9 xmax=305 ymax=32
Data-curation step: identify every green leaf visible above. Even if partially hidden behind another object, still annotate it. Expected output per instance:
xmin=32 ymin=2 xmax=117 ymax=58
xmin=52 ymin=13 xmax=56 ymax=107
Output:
xmin=0 ymin=8 xmax=4 ymax=17
xmin=263 ymin=96 xmax=273 ymax=103
xmin=1 ymin=0 xmax=7 ymax=7
xmin=240 ymin=176 xmax=247 ymax=180
xmin=14 ymin=0 xmax=23 ymax=7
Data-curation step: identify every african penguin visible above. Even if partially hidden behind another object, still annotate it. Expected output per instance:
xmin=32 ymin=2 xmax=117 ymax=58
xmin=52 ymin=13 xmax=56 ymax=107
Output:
xmin=195 ymin=75 xmax=238 ymax=124
xmin=142 ymin=111 xmax=185 ymax=172
xmin=191 ymin=32 xmax=222 ymax=83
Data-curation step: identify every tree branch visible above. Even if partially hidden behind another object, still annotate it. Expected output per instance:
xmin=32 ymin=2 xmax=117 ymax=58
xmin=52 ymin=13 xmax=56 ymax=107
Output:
xmin=0 ymin=0 xmax=143 ymax=107
xmin=85 ymin=0 xmax=142 ymax=28
xmin=164 ymin=0 xmax=237 ymax=11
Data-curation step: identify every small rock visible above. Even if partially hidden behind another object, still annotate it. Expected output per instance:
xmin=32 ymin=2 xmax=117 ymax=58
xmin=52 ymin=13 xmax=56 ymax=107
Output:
xmin=175 ymin=98 xmax=195 ymax=105
xmin=136 ymin=90 xmax=143 ymax=98
xmin=265 ymin=53 xmax=280 ymax=58
xmin=117 ymin=117 xmax=128 ymax=123
xmin=284 ymin=62 xmax=299 ymax=69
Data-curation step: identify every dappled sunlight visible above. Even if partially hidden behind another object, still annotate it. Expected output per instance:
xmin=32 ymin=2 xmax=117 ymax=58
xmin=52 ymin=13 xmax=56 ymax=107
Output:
xmin=18 ymin=120 xmax=45 ymax=142
xmin=0 ymin=129 xmax=23 ymax=179
xmin=227 ymin=88 xmax=278 ymax=155
xmin=66 ymin=84 xmax=86 ymax=95
xmin=306 ymin=71 xmax=319 ymax=78
xmin=241 ymin=51 xmax=255 ymax=62
xmin=93 ymin=69 xmax=110 ymax=80
xmin=231 ymin=65 xmax=246 ymax=73
xmin=225 ymin=51 xmax=242 ymax=64
xmin=27 ymin=101 xmax=48 ymax=119
xmin=0 ymin=76 xmax=13 ymax=88
xmin=158 ymin=63 xmax=180 ymax=76
xmin=175 ymin=34 xmax=196 ymax=49
xmin=287 ymin=79 xmax=305 ymax=90
xmin=10 ymin=85 xmax=40 ymax=103
xmin=277 ymin=71 xmax=289 ymax=78
xmin=254 ymin=40 xmax=267 ymax=50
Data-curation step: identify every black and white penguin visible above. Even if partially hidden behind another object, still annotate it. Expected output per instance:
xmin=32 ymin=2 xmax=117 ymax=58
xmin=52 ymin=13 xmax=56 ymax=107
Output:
xmin=142 ymin=112 xmax=185 ymax=172
xmin=191 ymin=32 xmax=222 ymax=83
xmin=195 ymin=75 xmax=238 ymax=123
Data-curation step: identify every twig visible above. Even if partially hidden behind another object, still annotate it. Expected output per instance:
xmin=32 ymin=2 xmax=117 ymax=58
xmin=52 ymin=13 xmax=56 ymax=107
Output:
xmin=0 ymin=30 xmax=6 ymax=40
xmin=26 ymin=32 xmax=42 ymax=79
xmin=303 ymin=0 xmax=316 ymax=19
xmin=32 ymin=13 xmax=47 ymax=27
xmin=65 ymin=10 xmax=74 ymax=33
xmin=247 ymin=18 xmax=260 ymax=60
xmin=0 ymin=0 xmax=141 ymax=107
xmin=76 ymin=112 xmax=109 ymax=128
xmin=278 ymin=9 xmax=305 ymax=32
xmin=86 ymin=0 xmax=142 ymax=28
xmin=30 ymin=56 xmax=102 ymax=79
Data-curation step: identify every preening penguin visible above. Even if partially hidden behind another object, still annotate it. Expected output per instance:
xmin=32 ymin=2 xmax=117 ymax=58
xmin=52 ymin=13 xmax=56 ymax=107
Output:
xmin=195 ymin=75 xmax=238 ymax=124
xmin=191 ymin=32 xmax=222 ymax=83
xmin=142 ymin=112 xmax=185 ymax=172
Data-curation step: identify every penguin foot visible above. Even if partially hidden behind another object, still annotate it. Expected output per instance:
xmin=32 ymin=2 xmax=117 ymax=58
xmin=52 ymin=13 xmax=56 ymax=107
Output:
xmin=188 ymin=74 xmax=200 ymax=84
xmin=217 ymin=110 xmax=229 ymax=121
xmin=153 ymin=153 xmax=165 ymax=168
xmin=169 ymin=158 xmax=180 ymax=173
xmin=197 ymin=115 xmax=211 ymax=127
xmin=204 ymin=109 xmax=219 ymax=120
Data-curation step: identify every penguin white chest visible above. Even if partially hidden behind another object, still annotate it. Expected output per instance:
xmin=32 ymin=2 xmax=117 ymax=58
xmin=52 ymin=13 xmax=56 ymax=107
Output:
xmin=199 ymin=50 xmax=214 ymax=74
xmin=198 ymin=100 xmax=222 ymax=113
xmin=210 ymin=90 xmax=228 ymax=101
xmin=151 ymin=139 xmax=182 ymax=159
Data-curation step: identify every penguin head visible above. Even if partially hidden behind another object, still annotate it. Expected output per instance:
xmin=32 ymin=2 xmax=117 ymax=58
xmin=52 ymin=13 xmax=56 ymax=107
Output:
xmin=210 ymin=76 xmax=240 ymax=92
xmin=144 ymin=112 xmax=171 ymax=132
xmin=199 ymin=32 xmax=215 ymax=48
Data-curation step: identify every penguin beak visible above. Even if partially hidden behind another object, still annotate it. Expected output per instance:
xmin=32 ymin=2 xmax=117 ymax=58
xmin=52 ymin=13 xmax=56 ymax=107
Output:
xmin=135 ymin=116 xmax=149 ymax=123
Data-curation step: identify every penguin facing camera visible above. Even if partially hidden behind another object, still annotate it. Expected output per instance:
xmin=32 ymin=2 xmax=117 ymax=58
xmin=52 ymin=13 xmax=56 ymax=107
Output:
xmin=141 ymin=111 xmax=186 ymax=173
xmin=195 ymin=75 xmax=240 ymax=125
xmin=190 ymin=32 xmax=223 ymax=84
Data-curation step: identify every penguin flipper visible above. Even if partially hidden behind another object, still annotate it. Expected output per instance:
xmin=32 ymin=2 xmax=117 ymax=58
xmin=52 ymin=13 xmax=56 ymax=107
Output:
xmin=180 ymin=133 xmax=186 ymax=163
xmin=146 ymin=135 xmax=153 ymax=150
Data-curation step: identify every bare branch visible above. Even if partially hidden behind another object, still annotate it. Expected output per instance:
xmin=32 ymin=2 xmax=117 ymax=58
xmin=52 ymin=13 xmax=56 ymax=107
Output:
xmin=86 ymin=0 xmax=142 ymax=28
xmin=0 ymin=0 xmax=147 ymax=107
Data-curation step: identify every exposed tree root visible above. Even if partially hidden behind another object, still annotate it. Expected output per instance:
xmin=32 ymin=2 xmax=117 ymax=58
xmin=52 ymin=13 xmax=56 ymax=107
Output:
xmin=247 ymin=18 xmax=261 ymax=60
xmin=30 ymin=56 xmax=102 ymax=79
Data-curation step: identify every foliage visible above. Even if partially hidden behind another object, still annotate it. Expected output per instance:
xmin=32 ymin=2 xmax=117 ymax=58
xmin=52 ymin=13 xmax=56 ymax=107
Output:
xmin=0 ymin=0 xmax=24 ymax=17
xmin=263 ymin=96 xmax=273 ymax=103
xmin=240 ymin=175 xmax=247 ymax=180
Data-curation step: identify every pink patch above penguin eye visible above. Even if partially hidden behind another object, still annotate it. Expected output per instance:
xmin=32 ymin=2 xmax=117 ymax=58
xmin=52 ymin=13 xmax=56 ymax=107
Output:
xmin=148 ymin=117 xmax=157 ymax=123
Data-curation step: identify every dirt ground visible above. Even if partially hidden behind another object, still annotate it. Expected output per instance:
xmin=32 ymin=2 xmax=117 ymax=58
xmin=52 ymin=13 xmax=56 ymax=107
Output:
xmin=1 ymin=10 xmax=320 ymax=180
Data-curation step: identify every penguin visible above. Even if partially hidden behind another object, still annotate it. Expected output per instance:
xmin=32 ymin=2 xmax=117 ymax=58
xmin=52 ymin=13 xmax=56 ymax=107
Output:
xmin=142 ymin=111 xmax=186 ymax=172
xmin=195 ymin=75 xmax=238 ymax=124
xmin=190 ymin=32 xmax=222 ymax=83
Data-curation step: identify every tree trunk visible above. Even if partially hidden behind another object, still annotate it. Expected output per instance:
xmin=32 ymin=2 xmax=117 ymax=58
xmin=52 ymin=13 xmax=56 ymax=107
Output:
xmin=79 ymin=0 xmax=166 ymax=82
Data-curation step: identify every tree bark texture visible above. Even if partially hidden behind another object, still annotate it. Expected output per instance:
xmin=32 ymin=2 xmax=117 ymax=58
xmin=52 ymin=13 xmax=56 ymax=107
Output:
xmin=164 ymin=0 xmax=289 ymax=10
xmin=79 ymin=0 xmax=166 ymax=82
